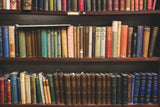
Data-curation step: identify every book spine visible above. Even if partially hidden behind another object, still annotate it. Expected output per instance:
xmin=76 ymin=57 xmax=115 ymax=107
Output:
xmin=91 ymin=74 xmax=95 ymax=104
xmin=113 ymin=0 xmax=119 ymax=11
xmin=47 ymin=29 xmax=51 ymax=58
xmin=84 ymin=0 xmax=86 ymax=11
xmin=111 ymin=75 xmax=116 ymax=104
xmin=54 ymin=29 xmax=58 ymax=58
xmin=41 ymin=29 xmax=48 ymax=58
xmin=95 ymin=74 xmax=101 ymax=104
xmin=31 ymin=76 xmax=37 ymax=104
xmin=86 ymin=0 xmax=91 ymax=11
xmin=144 ymin=0 xmax=147 ymax=10
xmin=35 ymin=77 xmax=42 ymax=104
xmin=152 ymin=73 xmax=158 ymax=104
xmin=44 ymin=0 xmax=49 ymax=11
xmin=10 ymin=0 xmax=17 ymax=10
xmin=4 ymin=79 xmax=7 ymax=104
xmin=39 ymin=74 xmax=45 ymax=104
xmin=135 ymin=0 xmax=139 ymax=11
xmin=2 ymin=26 xmax=9 ymax=58
xmin=17 ymin=78 xmax=21 ymax=104
xmin=7 ymin=81 xmax=11 ymax=104
xmin=76 ymin=27 xmax=80 ymax=58
xmin=57 ymin=0 xmax=62 ymax=11
xmin=97 ymin=0 xmax=101 ymax=11
xmin=100 ymin=27 xmax=106 ymax=58
xmin=32 ymin=0 xmax=38 ymax=11
xmin=101 ymin=74 xmax=106 ymax=104
xmin=117 ymin=21 xmax=121 ymax=57
xmin=0 ymin=27 xmax=2 ymax=57
xmin=31 ymin=29 xmax=36 ymax=58
xmin=39 ymin=0 xmax=44 ymax=11
xmin=72 ymin=0 xmax=77 ymax=11
xmin=139 ymin=0 xmax=143 ymax=10
xmin=88 ymin=26 xmax=92 ymax=58
xmin=122 ymin=74 xmax=128 ymax=105
xmin=76 ymin=74 xmax=81 ymax=104
xmin=37 ymin=29 xmax=41 ymax=58
xmin=25 ymin=31 xmax=32 ymax=58
xmin=43 ymin=79 xmax=48 ymax=104
xmin=54 ymin=0 xmax=57 ymax=11
xmin=6 ymin=0 xmax=10 ymax=10
xmin=73 ymin=27 xmax=77 ymax=57
xmin=92 ymin=0 xmax=96 ymax=11
xmin=148 ymin=0 xmax=153 ymax=10
xmin=120 ymin=0 xmax=125 ymax=11
xmin=3 ymin=0 xmax=6 ymax=9
xmin=0 ymin=0 xmax=2 ymax=9
xmin=17 ymin=0 xmax=21 ymax=10
xmin=83 ymin=26 xmax=86 ymax=58
xmin=68 ymin=26 xmax=74 ymax=58
xmin=95 ymin=27 xmax=101 ymax=58
xmin=149 ymin=27 xmax=159 ymax=57
xmin=130 ymin=75 xmax=135 ymax=104
xmin=62 ymin=0 xmax=67 ymax=11
xmin=0 ymin=79 xmax=4 ymax=104
xmin=22 ymin=0 xmax=32 ymax=10
xmin=142 ymin=27 xmax=150 ymax=58
xmin=46 ymin=79 xmax=51 ymax=104
xmin=112 ymin=21 xmax=118 ymax=57
xmin=120 ymin=25 xmax=128 ymax=58
xmin=25 ymin=75 xmax=31 ymax=104
xmin=50 ymin=29 xmax=55 ymax=58
xmin=132 ymin=33 xmax=137 ymax=57
xmin=15 ymin=29 xmax=19 ymax=57
xmin=131 ymin=0 xmax=134 ymax=11
xmin=106 ymin=27 xmax=112 ymax=58
xmin=71 ymin=74 xmax=76 ymax=104
xmin=102 ymin=0 xmax=106 ymax=11
xmin=107 ymin=0 xmax=112 ymax=11
xmin=53 ymin=74 xmax=60 ymax=104
xmin=79 ymin=0 xmax=84 ymax=11
xmin=153 ymin=0 xmax=157 ymax=10
xmin=49 ymin=0 xmax=53 ymax=11
xmin=61 ymin=28 xmax=68 ymax=58
xmin=87 ymin=74 xmax=91 ymax=104
xmin=20 ymin=73 xmax=26 ymax=104
xmin=8 ymin=26 xmax=15 ymax=58
xmin=127 ymin=27 xmax=133 ymax=57
xmin=92 ymin=26 xmax=95 ymax=58
xmin=106 ymin=74 xmax=111 ymax=104
xmin=126 ymin=0 xmax=131 ymax=11
xmin=79 ymin=26 xmax=83 ymax=58
xmin=139 ymin=74 xmax=147 ymax=103
xmin=59 ymin=73 xmax=64 ymax=104
xmin=116 ymin=76 xmax=121 ymax=104
xmin=136 ymin=26 xmax=144 ymax=57
xmin=10 ymin=73 xmax=18 ymax=104
xmin=57 ymin=28 xmax=62 ymax=58
xmin=81 ymin=73 xmax=87 ymax=104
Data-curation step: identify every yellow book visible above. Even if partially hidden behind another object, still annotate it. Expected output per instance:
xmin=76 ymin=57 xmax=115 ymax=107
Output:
xmin=49 ymin=0 xmax=54 ymax=11
xmin=20 ymin=72 xmax=26 ymax=104
xmin=46 ymin=79 xmax=51 ymax=104
xmin=117 ymin=21 xmax=122 ymax=57
xmin=61 ymin=28 xmax=68 ymax=58
xmin=43 ymin=79 xmax=48 ymax=104
xmin=25 ymin=75 xmax=31 ymax=104
xmin=8 ymin=26 xmax=15 ymax=57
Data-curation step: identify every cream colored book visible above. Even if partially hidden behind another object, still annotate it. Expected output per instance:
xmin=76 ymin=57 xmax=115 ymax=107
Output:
xmin=88 ymin=26 xmax=93 ymax=58
xmin=117 ymin=21 xmax=122 ymax=57
xmin=112 ymin=21 xmax=118 ymax=57
xmin=20 ymin=72 xmax=26 ymax=104
xmin=95 ymin=27 xmax=101 ymax=58
xmin=100 ymin=27 xmax=106 ymax=58
xmin=25 ymin=75 xmax=31 ymax=104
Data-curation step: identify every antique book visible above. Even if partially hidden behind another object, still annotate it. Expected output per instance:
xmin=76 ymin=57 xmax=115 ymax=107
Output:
xmin=121 ymin=74 xmax=128 ymax=105
xmin=135 ymin=0 xmax=139 ymax=11
xmin=58 ymin=73 xmax=65 ymax=104
xmin=73 ymin=27 xmax=77 ymax=57
xmin=8 ymin=26 xmax=15 ymax=58
xmin=72 ymin=0 xmax=77 ymax=11
xmin=39 ymin=72 xmax=45 ymax=104
xmin=87 ymin=0 xmax=91 ymax=11
xmin=53 ymin=73 xmax=60 ymax=104
xmin=62 ymin=0 xmax=67 ymax=11
xmin=120 ymin=0 xmax=125 ymax=11
xmin=76 ymin=73 xmax=81 ymax=104
xmin=10 ymin=0 xmax=17 ymax=10
xmin=43 ymin=79 xmax=49 ymax=104
xmin=101 ymin=73 xmax=106 ymax=104
xmin=83 ymin=26 xmax=86 ymax=58
xmin=76 ymin=27 xmax=80 ymax=58
xmin=7 ymin=80 xmax=11 ymax=104
xmin=46 ymin=79 xmax=51 ymax=104
xmin=61 ymin=28 xmax=68 ymax=58
xmin=64 ymin=74 xmax=72 ymax=105
xmin=71 ymin=73 xmax=76 ymax=104
xmin=97 ymin=0 xmax=101 ymax=11
xmin=32 ymin=0 xmax=38 ymax=11
xmin=4 ymin=78 xmax=7 ymax=104
xmin=95 ymin=27 xmax=101 ymax=58
xmin=22 ymin=0 xmax=32 ymax=10
xmin=130 ymin=74 xmax=135 ymax=104
xmin=0 ymin=0 xmax=2 ymax=9
xmin=91 ymin=73 xmax=95 ymax=104
xmin=117 ymin=21 xmax=121 ymax=57
xmin=0 ymin=78 xmax=4 ymax=104
xmin=116 ymin=75 xmax=121 ymax=104
xmin=79 ymin=26 xmax=84 ymax=58
xmin=81 ymin=73 xmax=87 ymax=104
xmin=120 ymin=25 xmax=128 ymax=58
xmin=57 ymin=28 xmax=62 ymax=58
xmin=2 ymin=26 xmax=9 ymax=57
xmin=39 ymin=0 xmax=44 ymax=11
xmin=50 ymin=29 xmax=54 ymax=58
xmin=139 ymin=0 xmax=143 ymax=10
xmin=132 ymin=33 xmax=137 ymax=57
xmin=127 ymin=75 xmax=132 ymax=104
xmin=44 ymin=0 xmax=49 ymax=11
xmin=88 ymin=26 xmax=93 ymax=58
xmin=19 ymin=30 xmax=26 ymax=58
xmin=107 ymin=0 xmax=112 ymax=11
xmin=113 ymin=0 xmax=119 ymax=11
xmin=47 ymin=29 xmax=51 ymax=58
xmin=54 ymin=29 xmax=58 ymax=58
xmin=20 ymin=72 xmax=26 ymax=104
xmin=67 ymin=0 xmax=72 ymax=11
xmin=100 ymin=27 xmax=106 ymax=58
xmin=131 ymin=0 xmax=134 ymax=11
xmin=79 ymin=0 xmax=84 ymax=11
xmin=6 ymin=0 xmax=10 ymax=10
xmin=144 ymin=0 xmax=147 ymax=10
xmin=86 ymin=73 xmax=91 ymax=104
xmin=95 ymin=74 xmax=101 ymax=104
xmin=37 ymin=29 xmax=41 ymax=58
xmin=85 ymin=26 xmax=89 ymax=58
xmin=142 ymin=27 xmax=151 ymax=57
xmin=41 ymin=29 xmax=48 ymax=58
xmin=127 ymin=27 xmax=133 ymax=57
xmin=15 ymin=29 xmax=19 ymax=57
xmin=106 ymin=27 xmax=112 ymax=58
xmin=30 ymin=75 xmax=37 ymax=104
xmin=126 ymin=0 xmax=131 ymax=11
xmin=25 ymin=75 xmax=31 ymax=104
xmin=17 ymin=78 xmax=21 ymax=103
xmin=111 ymin=74 xmax=116 ymax=104
xmin=102 ymin=0 xmax=106 ymax=11
xmin=57 ymin=0 xmax=62 ymax=11
xmin=0 ymin=27 xmax=2 ymax=57
xmin=68 ymin=26 xmax=74 ymax=58
xmin=31 ymin=29 xmax=36 ymax=58
xmin=137 ymin=26 xmax=144 ymax=57
xmin=148 ymin=0 xmax=153 ymax=10
xmin=49 ymin=0 xmax=54 ymax=11
xmin=2 ymin=0 xmax=6 ymax=9
xmin=84 ymin=0 xmax=86 ymax=11
xmin=152 ymin=73 xmax=158 ymax=104
xmin=112 ymin=21 xmax=118 ymax=57
xmin=92 ymin=0 xmax=96 ymax=11
xmin=149 ymin=27 xmax=159 ymax=57
xmin=153 ymin=0 xmax=157 ymax=10
xmin=92 ymin=26 xmax=95 ymax=58
xmin=25 ymin=30 xmax=32 ymax=58
xmin=53 ymin=0 xmax=57 ymax=11
xmin=35 ymin=77 xmax=42 ymax=104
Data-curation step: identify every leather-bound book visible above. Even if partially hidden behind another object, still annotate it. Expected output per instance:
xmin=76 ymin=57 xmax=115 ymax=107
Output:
xmin=30 ymin=75 xmax=37 ymax=104
xmin=101 ymin=73 xmax=106 ymax=104
xmin=131 ymin=0 xmax=134 ymax=11
xmin=0 ymin=78 xmax=4 ymax=104
xmin=22 ymin=0 xmax=32 ymax=10
xmin=73 ymin=27 xmax=77 ymax=58
xmin=142 ymin=27 xmax=151 ymax=57
xmin=127 ymin=75 xmax=132 ymax=104
xmin=132 ymin=33 xmax=137 ymax=58
xmin=37 ymin=29 xmax=41 ymax=58
xmin=106 ymin=27 xmax=112 ymax=58
xmin=57 ymin=0 xmax=62 ymax=11
xmin=79 ymin=26 xmax=84 ymax=58
xmin=71 ymin=73 xmax=76 ymax=104
xmin=68 ymin=26 xmax=74 ymax=58
xmin=86 ymin=73 xmax=91 ymax=104
xmin=117 ymin=21 xmax=122 ymax=57
xmin=97 ymin=0 xmax=101 ymax=11
xmin=67 ymin=0 xmax=72 ymax=11
xmin=62 ymin=0 xmax=67 ymax=11
xmin=81 ymin=73 xmax=87 ymax=104
xmin=92 ymin=0 xmax=96 ymax=11
xmin=7 ymin=81 xmax=11 ymax=104
xmin=113 ymin=0 xmax=119 ymax=11
xmin=85 ymin=26 xmax=89 ymax=58
xmin=127 ymin=27 xmax=133 ymax=57
xmin=91 ymin=73 xmax=95 ymax=104
xmin=8 ymin=26 xmax=15 ymax=58
xmin=106 ymin=73 xmax=111 ymax=104
xmin=120 ymin=0 xmax=125 ymax=11
xmin=92 ymin=26 xmax=96 ymax=58
xmin=10 ymin=0 xmax=17 ymax=10
xmin=79 ymin=0 xmax=84 ymax=11
xmin=61 ymin=28 xmax=68 ymax=58
xmin=95 ymin=74 xmax=101 ymax=105
xmin=44 ymin=0 xmax=49 ymax=11
xmin=72 ymin=0 xmax=77 ymax=11
xmin=102 ymin=0 xmax=106 ymax=11
xmin=111 ymin=74 xmax=116 ymax=105
xmin=137 ymin=26 xmax=144 ymax=57
xmin=58 ymin=73 xmax=65 ymax=104
xmin=76 ymin=27 xmax=80 ymax=58
xmin=17 ymin=0 xmax=21 ymax=10
xmin=49 ymin=0 xmax=53 ymax=11
xmin=121 ymin=74 xmax=128 ymax=105
xmin=76 ymin=73 xmax=81 ymax=104
xmin=120 ymin=25 xmax=128 ymax=58
xmin=116 ymin=75 xmax=121 ymax=104
xmin=53 ymin=73 xmax=60 ymax=104
xmin=87 ymin=0 xmax=91 ymax=11
xmin=135 ymin=0 xmax=139 ymax=11
xmin=139 ymin=0 xmax=143 ymax=10
xmin=107 ymin=0 xmax=112 ymax=11
xmin=83 ymin=26 xmax=86 ymax=58
xmin=25 ymin=30 xmax=32 ymax=58
xmin=4 ymin=78 xmax=7 ymax=104
xmin=34 ymin=29 xmax=38 ymax=57
xmin=126 ymin=0 xmax=131 ymax=11
xmin=31 ymin=29 xmax=36 ymax=58
xmin=32 ymin=0 xmax=38 ymax=11
xmin=148 ymin=0 xmax=153 ymax=10
xmin=149 ymin=27 xmax=159 ymax=57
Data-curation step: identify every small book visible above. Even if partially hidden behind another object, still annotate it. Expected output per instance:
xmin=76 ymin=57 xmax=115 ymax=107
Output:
xmin=22 ymin=0 xmax=32 ymax=10
xmin=102 ymin=0 xmax=106 ymax=11
xmin=127 ymin=75 xmax=132 ymax=104
xmin=72 ymin=0 xmax=77 ymax=11
xmin=111 ymin=74 xmax=116 ymax=104
xmin=54 ymin=28 xmax=58 ymax=58
xmin=39 ymin=0 xmax=44 ymax=11
xmin=57 ymin=0 xmax=62 ymax=11
xmin=31 ymin=29 xmax=36 ymax=58
xmin=92 ymin=0 xmax=96 ymax=11
xmin=39 ymin=72 xmax=45 ymax=104
xmin=126 ymin=0 xmax=131 ymax=11
xmin=73 ymin=27 xmax=77 ymax=57
xmin=0 ymin=78 xmax=4 ymax=104
xmin=135 ymin=0 xmax=139 ymax=11
xmin=92 ymin=26 xmax=96 ymax=58
xmin=7 ymin=80 xmax=11 ymax=104
xmin=131 ymin=0 xmax=134 ymax=11
xmin=148 ymin=0 xmax=153 ymax=10
xmin=57 ymin=28 xmax=62 ymax=58
xmin=86 ymin=0 xmax=91 ymax=11
xmin=76 ymin=27 xmax=80 ymax=58
xmin=117 ymin=21 xmax=121 ymax=57
xmin=32 ymin=0 xmax=38 ymax=11
xmin=130 ymin=74 xmax=135 ymax=104
xmin=20 ymin=72 xmax=26 ymax=104
xmin=79 ymin=26 xmax=84 ymax=58
xmin=106 ymin=27 xmax=112 ymax=58
xmin=101 ymin=73 xmax=106 ymax=104
xmin=106 ymin=73 xmax=111 ymax=104
xmin=45 ymin=79 xmax=51 ymax=104
xmin=97 ymin=0 xmax=101 ymax=11
xmin=79 ymin=0 xmax=84 ymax=11
xmin=88 ymin=26 xmax=93 ymax=58
xmin=86 ymin=73 xmax=91 ymax=104
xmin=139 ymin=0 xmax=143 ymax=10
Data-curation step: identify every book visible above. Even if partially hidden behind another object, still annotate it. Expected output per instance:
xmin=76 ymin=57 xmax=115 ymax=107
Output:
xmin=130 ymin=74 xmax=135 ymax=104
xmin=41 ymin=29 xmax=48 ymax=58
xmin=57 ymin=28 xmax=62 ymax=58
xmin=79 ymin=26 xmax=83 ymax=58
xmin=37 ymin=29 xmax=41 ymax=58
xmin=76 ymin=27 xmax=80 ymax=58
xmin=126 ymin=0 xmax=131 ymax=11
xmin=81 ymin=73 xmax=87 ymax=104
xmin=10 ymin=0 xmax=17 ymax=10
xmin=117 ymin=21 xmax=121 ymax=57
xmin=92 ymin=0 xmax=96 ymax=11
xmin=153 ymin=0 xmax=157 ymax=10
xmin=0 ymin=0 xmax=2 ymax=9
xmin=57 ymin=0 xmax=62 ymax=11
xmin=54 ymin=29 xmax=58 ymax=58
xmin=62 ymin=0 xmax=67 ymax=11
xmin=50 ymin=29 xmax=54 ymax=58
xmin=67 ymin=26 xmax=74 ymax=58
xmin=95 ymin=27 xmax=101 ymax=58
xmin=139 ymin=0 xmax=143 ymax=10
xmin=120 ymin=0 xmax=125 ymax=11
xmin=87 ymin=0 xmax=91 ymax=11
xmin=17 ymin=0 xmax=21 ymax=10
xmin=72 ymin=0 xmax=77 ymax=11
xmin=131 ymin=0 xmax=134 ymax=11
xmin=61 ymin=28 xmax=68 ymax=58
xmin=76 ymin=73 xmax=81 ymax=104
xmin=4 ymin=78 xmax=7 ymax=103
xmin=7 ymin=80 xmax=11 ymax=104
xmin=17 ymin=78 xmax=21 ymax=104
xmin=71 ymin=73 xmax=76 ymax=104
xmin=95 ymin=74 xmax=101 ymax=104
xmin=107 ymin=0 xmax=112 ymax=11
xmin=31 ymin=29 xmax=36 ymax=58
xmin=97 ymin=0 xmax=101 ymax=11
xmin=148 ymin=0 xmax=153 ymax=10
xmin=102 ymin=0 xmax=106 ymax=11
xmin=112 ymin=21 xmax=118 ymax=57
xmin=2 ymin=26 xmax=9 ymax=58
xmin=0 ymin=27 xmax=2 ymax=57
xmin=152 ymin=73 xmax=158 ymax=104
xmin=35 ymin=77 xmax=42 ymax=104
xmin=132 ymin=33 xmax=137 ymax=58
xmin=111 ymin=74 xmax=116 ymax=104
xmin=127 ymin=27 xmax=133 ymax=57
xmin=73 ymin=27 xmax=77 ymax=57
xmin=47 ymin=29 xmax=51 ymax=58
xmin=79 ymin=0 xmax=84 ymax=11
xmin=84 ymin=0 xmax=86 ymax=11
xmin=20 ymin=72 xmax=26 ymax=104
xmin=135 ymin=0 xmax=139 ymax=10
xmin=86 ymin=73 xmax=91 ymax=104
xmin=88 ymin=26 xmax=92 ymax=58
xmin=39 ymin=0 xmax=44 ymax=11
xmin=0 ymin=78 xmax=4 ymax=104
xmin=58 ymin=73 xmax=65 ymax=104
xmin=101 ymin=73 xmax=106 ymax=104
xmin=121 ymin=74 xmax=128 ymax=105
xmin=15 ymin=29 xmax=19 ymax=57
xmin=67 ymin=0 xmax=72 ymax=11
xmin=30 ymin=75 xmax=37 ymax=104
xmin=39 ymin=72 xmax=45 ymax=104
xmin=113 ymin=0 xmax=119 ymax=11
xmin=33 ymin=0 xmax=38 ymax=11
xmin=25 ymin=75 xmax=31 ymax=104
xmin=6 ymin=0 xmax=10 ymax=10
xmin=54 ymin=0 xmax=57 ymax=11
xmin=43 ymin=79 xmax=48 ymax=104
xmin=106 ymin=27 xmax=112 ymax=58
xmin=22 ymin=0 xmax=32 ymax=10
xmin=2 ymin=0 xmax=6 ymax=9
xmin=46 ymin=79 xmax=51 ymax=104
xmin=144 ymin=0 xmax=147 ymax=10
xmin=44 ymin=0 xmax=49 ymax=11
xmin=116 ymin=75 xmax=121 ymax=104
xmin=25 ymin=30 xmax=32 ymax=58
xmin=100 ymin=27 xmax=106 ymax=58
xmin=53 ymin=73 xmax=60 ymax=104
xmin=91 ymin=73 xmax=95 ymax=104
xmin=84 ymin=26 xmax=89 ymax=58
xmin=137 ymin=26 xmax=144 ymax=57
xmin=92 ymin=26 xmax=95 ymax=58
xmin=49 ymin=0 xmax=54 ymax=11
xmin=106 ymin=73 xmax=111 ymax=104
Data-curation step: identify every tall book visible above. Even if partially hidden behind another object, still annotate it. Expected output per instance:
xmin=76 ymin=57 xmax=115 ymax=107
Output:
xmin=148 ymin=0 xmax=153 ymax=10
xmin=116 ymin=75 xmax=121 ymax=104
xmin=67 ymin=0 xmax=72 ymax=11
xmin=25 ymin=30 xmax=32 ymax=58
xmin=117 ymin=21 xmax=121 ymax=57
xmin=54 ymin=29 xmax=58 ymax=58
xmin=10 ymin=0 xmax=17 ymax=10
xmin=8 ymin=26 xmax=15 ymax=58
xmin=47 ymin=29 xmax=51 ymax=58
xmin=92 ymin=0 xmax=96 ymax=11
xmin=121 ymin=74 xmax=128 ymax=105
xmin=72 ymin=0 xmax=77 ymax=11
xmin=153 ymin=0 xmax=157 ymax=10
xmin=68 ymin=26 xmax=74 ymax=58
xmin=0 ymin=27 xmax=2 ymax=57
xmin=86 ymin=73 xmax=91 ymax=104
xmin=95 ymin=74 xmax=101 ymax=104
xmin=2 ymin=26 xmax=9 ymax=58
xmin=88 ymin=26 xmax=92 ymax=58
xmin=127 ymin=27 xmax=133 ymax=57
xmin=0 ymin=78 xmax=4 ymax=104
xmin=58 ymin=73 xmax=65 ymax=104
xmin=149 ymin=27 xmax=159 ymax=57
xmin=41 ymin=29 xmax=48 ymax=58
xmin=57 ymin=0 xmax=62 ymax=11
xmin=139 ymin=0 xmax=143 ymax=10
xmin=44 ymin=0 xmax=49 ymax=11
xmin=84 ymin=26 xmax=89 ymax=58
xmin=57 ymin=28 xmax=62 ymax=58
xmin=87 ymin=0 xmax=91 ymax=11
xmin=101 ymin=73 xmax=106 ymax=104
xmin=49 ymin=0 xmax=54 ymax=11
xmin=152 ymin=73 xmax=158 ymax=104
xmin=92 ymin=26 xmax=95 ymax=58
xmin=81 ymin=73 xmax=87 ymax=104
xmin=142 ymin=27 xmax=150 ymax=57
xmin=106 ymin=73 xmax=111 ymax=104
xmin=31 ymin=29 xmax=36 ymax=58
xmin=76 ymin=73 xmax=81 ymax=104
xmin=20 ymin=72 xmax=26 ymax=104
xmin=17 ymin=0 xmax=21 ymax=10
xmin=95 ymin=27 xmax=101 ymax=58
xmin=130 ymin=74 xmax=135 ymax=104
xmin=127 ymin=75 xmax=132 ymax=104
xmin=25 ymin=75 xmax=31 ymax=104
xmin=97 ymin=0 xmax=101 ymax=11
xmin=111 ymin=74 xmax=116 ymax=104
xmin=79 ymin=26 xmax=83 ymax=58
xmin=102 ymin=0 xmax=106 ymax=11
xmin=30 ymin=75 xmax=37 ymax=104
xmin=61 ymin=28 xmax=68 ymax=58
xmin=39 ymin=72 xmax=45 ymax=104
xmin=100 ymin=27 xmax=106 ymax=58
xmin=79 ymin=0 xmax=84 ymax=11
xmin=131 ymin=0 xmax=134 ymax=11
xmin=35 ymin=77 xmax=42 ymax=104
xmin=120 ymin=25 xmax=128 ymax=58
xmin=53 ymin=73 xmax=60 ymax=104
xmin=120 ymin=0 xmax=125 ymax=11
xmin=132 ymin=33 xmax=137 ymax=57
xmin=113 ymin=0 xmax=119 ymax=11
xmin=39 ymin=0 xmax=44 ymax=11
xmin=71 ymin=73 xmax=76 ymax=104
xmin=62 ymin=0 xmax=67 ymax=11
xmin=4 ymin=78 xmax=7 ymax=104
xmin=106 ymin=27 xmax=112 ymax=58
xmin=22 ymin=0 xmax=32 ymax=10
xmin=126 ymin=0 xmax=131 ymax=11
xmin=73 ymin=27 xmax=77 ymax=57
xmin=112 ymin=21 xmax=118 ymax=57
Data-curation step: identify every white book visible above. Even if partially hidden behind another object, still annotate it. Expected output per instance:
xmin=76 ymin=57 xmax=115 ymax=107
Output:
xmin=6 ymin=0 xmax=10 ymax=10
xmin=112 ymin=21 xmax=118 ymax=57
xmin=57 ymin=0 xmax=62 ymax=11
xmin=20 ymin=72 xmax=26 ymax=104
xmin=117 ymin=21 xmax=122 ymax=57
xmin=100 ymin=27 xmax=106 ymax=58
xmin=88 ymin=26 xmax=93 ymax=58
xmin=39 ymin=72 xmax=46 ymax=104
xmin=95 ymin=27 xmax=101 ymax=58
xmin=25 ymin=75 xmax=31 ymax=104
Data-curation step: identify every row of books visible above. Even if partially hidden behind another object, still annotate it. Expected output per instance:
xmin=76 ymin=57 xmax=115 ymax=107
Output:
xmin=0 ymin=72 xmax=158 ymax=105
xmin=0 ymin=23 xmax=159 ymax=58
xmin=0 ymin=0 xmax=157 ymax=11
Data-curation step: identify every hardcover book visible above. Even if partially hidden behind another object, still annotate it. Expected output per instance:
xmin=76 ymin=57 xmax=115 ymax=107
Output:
xmin=25 ymin=31 xmax=32 ymax=58
xmin=127 ymin=27 xmax=133 ymax=57
xmin=41 ymin=29 xmax=48 ymax=58
xmin=2 ymin=26 xmax=9 ymax=58
xmin=112 ymin=21 xmax=118 ymax=57
xmin=95 ymin=27 xmax=101 ymax=58
xmin=106 ymin=27 xmax=112 ymax=58
xmin=22 ymin=0 xmax=32 ymax=10
xmin=61 ymin=28 xmax=68 ymax=58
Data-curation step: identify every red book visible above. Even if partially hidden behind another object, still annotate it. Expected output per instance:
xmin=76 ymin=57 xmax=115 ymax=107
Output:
xmin=7 ymin=81 xmax=11 ymax=104
xmin=10 ymin=0 xmax=17 ymax=10
xmin=17 ymin=0 xmax=21 ymax=10
xmin=131 ymin=0 xmax=135 ymax=11
xmin=79 ymin=0 xmax=84 ymax=11
xmin=139 ymin=0 xmax=143 ymax=10
xmin=113 ymin=0 xmax=119 ymax=11
xmin=107 ymin=0 xmax=113 ymax=11
xmin=0 ymin=78 xmax=4 ymax=104
xmin=148 ymin=0 xmax=153 ymax=10
xmin=120 ymin=25 xmax=128 ymax=58
xmin=120 ymin=0 xmax=125 ymax=11
xmin=153 ymin=0 xmax=157 ymax=10
xmin=106 ymin=27 xmax=112 ymax=58
xmin=62 ymin=0 xmax=67 ymax=11
xmin=135 ymin=0 xmax=139 ymax=11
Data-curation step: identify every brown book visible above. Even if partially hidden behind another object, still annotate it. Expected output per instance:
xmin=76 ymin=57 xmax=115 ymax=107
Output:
xmin=106 ymin=73 xmax=111 ymax=104
xmin=91 ymin=73 xmax=95 ymax=104
xmin=101 ymin=73 xmax=106 ymax=104
xmin=92 ymin=26 xmax=96 ymax=58
xmin=76 ymin=73 xmax=81 ymax=104
xmin=79 ymin=26 xmax=84 ymax=58
xmin=73 ymin=27 xmax=77 ymax=58
xmin=127 ymin=75 xmax=132 ymax=104
xmin=83 ymin=26 xmax=86 ymax=58
xmin=64 ymin=74 xmax=72 ymax=105
xmin=92 ymin=0 xmax=96 ymax=11
xmin=22 ymin=0 xmax=32 ymax=10
xmin=61 ymin=28 xmax=68 ymax=58
xmin=53 ymin=73 xmax=60 ymax=104
xmin=107 ymin=0 xmax=113 ymax=11
xmin=31 ymin=29 xmax=36 ymax=58
xmin=58 ymin=73 xmax=65 ymax=104
xmin=17 ymin=0 xmax=21 ymax=10
xmin=72 ymin=0 xmax=77 ymax=11
xmin=97 ymin=0 xmax=101 ymax=11
xmin=149 ymin=27 xmax=159 ymax=57
xmin=131 ymin=0 xmax=134 ymax=11
xmin=30 ymin=76 xmax=37 ymax=104
xmin=37 ymin=29 xmax=41 ymax=58
xmin=2 ymin=0 xmax=6 ymax=9
xmin=95 ymin=74 xmax=102 ymax=105
xmin=120 ymin=0 xmax=125 ymax=11
xmin=25 ymin=30 xmax=32 ymax=58
xmin=81 ymin=73 xmax=87 ymax=104
xmin=113 ymin=0 xmax=119 ymax=11
xmin=86 ymin=73 xmax=91 ymax=104
xmin=127 ymin=27 xmax=133 ymax=57
xmin=71 ymin=73 xmax=76 ymax=105
xmin=85 ymin=26 xmax=89 ymax=58
xmin=76 ymin=27 xmax=80 ymax=58
xmin=34 ymin=29 xmax=38 ymax=57
xmin=126 ymin=0 xmax=131 ymax=11
xmin=142 ymin=27 xmax=151 ymax=57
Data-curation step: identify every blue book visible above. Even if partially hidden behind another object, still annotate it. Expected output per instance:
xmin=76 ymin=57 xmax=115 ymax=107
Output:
xmin=139 ymin=73 xmax=147 ymax=103
xmin=0 ymin=27 xmax=3 ymax=57
xmin=136 ymin=26 xmax=144 ymax=57
xmin=41 ymin=29 xmax=48 ymax=58
xmin=152 ymin=73 xmax=158 ymax=104
xmin=130 ymin=74 xmax=135 ymax=104
xmin=2 ymin=26 xmax=9 ymax=58
xmin=133 ymin=73 xmax=141 ymax=104
xmin=33 ymin=0 xmax=38 ymax=11
xmin=144 ymin=73 xmax=153 ymax=104
xmin=17 ymin=78 xmax=21 ymax=104
xmin=67 ymin=0 xmax=72 ymax=11
xmin=10 ymin=72 xmax=18 ymax=104
xmin=84 ymin=0 xmax=87 ymax=11
xmin=39 ymin=0 xmax=44 ymax=11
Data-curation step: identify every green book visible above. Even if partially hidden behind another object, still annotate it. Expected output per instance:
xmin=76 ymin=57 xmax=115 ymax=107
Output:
xmin=47 ymin=74 xmax=56 ymax=103
xmin=47 ymin=29 xmax=51 ymax=58
xmin=53 ymin=0 xmax=57 ymax=11
xmin=41 ymin=29 xmax=48 ymax=58
xmin=50 ymin=0 xmax=54 ymax=11
xmin=57 ymin=28 xmax=62 ymax=58
xmin=132 ymin=33 xmax=137 ymax=58
xmin=19 ymin=30 xmax=26 ymax=58
xmin=111 ymin=74 xmax=116 ymax=105
xmin=87 ymin=0 xmax=91 ymax=11
xmin=116 ymin=75 xmax=121 ymax=104
xmin=54 ymin=29 xmax=58 ymax=58
xmin=51 ymin=28 xmax=55 ymax=58
xmin=35 ymin=77 xmax=42 ymax=104
xmin=143 ymin=0 xmax=147 ymax=10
